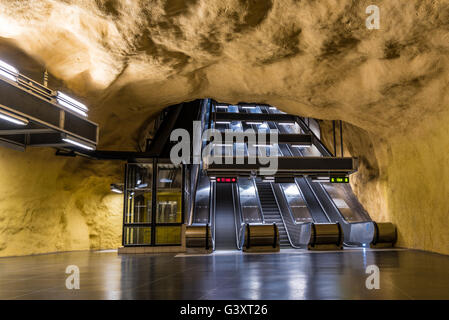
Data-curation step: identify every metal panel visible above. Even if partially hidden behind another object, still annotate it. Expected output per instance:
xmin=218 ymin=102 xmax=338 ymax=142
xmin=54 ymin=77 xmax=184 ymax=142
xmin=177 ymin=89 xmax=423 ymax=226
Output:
xmin=0 ymin=81 xmax=60 ymax=126
xmin=237 ymin=178 xmax=263 ymax=223
xmin=64 ymin=112 xmax=98 ymax=143
xmin=215 ymin=132 xmax=312 ymax=145
xmin=205 ymin=156 xmax=357 ymax=176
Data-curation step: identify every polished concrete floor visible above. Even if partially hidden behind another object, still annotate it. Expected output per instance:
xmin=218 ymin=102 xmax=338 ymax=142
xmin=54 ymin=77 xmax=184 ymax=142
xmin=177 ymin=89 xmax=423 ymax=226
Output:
xmin=0 ymin=248 xmax=448 ymax=299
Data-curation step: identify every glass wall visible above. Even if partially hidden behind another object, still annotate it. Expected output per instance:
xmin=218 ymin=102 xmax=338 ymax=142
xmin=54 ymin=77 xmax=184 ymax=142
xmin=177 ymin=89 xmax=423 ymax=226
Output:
xmin=123 ymin=162 xmax=184 ymax=246
xmin=156 ymin=164 xmax=183 ymax=244
xmin=123 ymin=163 xmax=153 ymax=245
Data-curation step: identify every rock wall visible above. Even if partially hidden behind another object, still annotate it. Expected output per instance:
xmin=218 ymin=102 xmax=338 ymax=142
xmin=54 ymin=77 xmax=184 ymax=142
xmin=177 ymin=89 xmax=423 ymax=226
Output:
xmin=0 ymin=0 xmax=449 ymax=255
xmin=0 ymin=148 xmax=124 ymax=257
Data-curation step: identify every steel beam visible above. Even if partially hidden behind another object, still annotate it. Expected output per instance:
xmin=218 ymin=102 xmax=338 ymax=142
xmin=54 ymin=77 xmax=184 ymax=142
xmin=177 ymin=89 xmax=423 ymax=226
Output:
xmin=204 ymin=156 xmax=357 ymax=177
xmin=214 ymin=112 xmax=296 ymax=123
xmin=210 ymin=132 xmax=312 ymax=145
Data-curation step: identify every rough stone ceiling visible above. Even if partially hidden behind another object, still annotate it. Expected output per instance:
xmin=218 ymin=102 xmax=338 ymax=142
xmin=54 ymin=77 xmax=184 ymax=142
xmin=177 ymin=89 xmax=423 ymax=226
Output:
xmin=1 ymin=0 xmax=449 ymax=146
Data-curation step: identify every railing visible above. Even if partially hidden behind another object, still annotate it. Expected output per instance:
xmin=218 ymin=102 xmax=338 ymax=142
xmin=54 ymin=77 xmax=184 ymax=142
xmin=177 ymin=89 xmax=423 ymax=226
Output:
xmin=251 ymin=179 xmax=266 ymax=224
xmin=1 ymin=62 xmax=89 ymax=117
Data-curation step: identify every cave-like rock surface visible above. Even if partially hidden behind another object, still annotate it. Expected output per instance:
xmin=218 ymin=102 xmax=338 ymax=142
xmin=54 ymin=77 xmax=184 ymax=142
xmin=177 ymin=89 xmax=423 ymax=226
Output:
xmin=0 ymin=0 xmax=448 ymax=256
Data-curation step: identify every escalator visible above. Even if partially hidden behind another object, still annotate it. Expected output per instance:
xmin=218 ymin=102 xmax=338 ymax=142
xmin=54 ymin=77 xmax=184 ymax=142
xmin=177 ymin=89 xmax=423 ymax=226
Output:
xmin=189 ymin=101 xmax=373 ymax=251
xmin=214 ymin=183 xmax=238 ymax=250
xmin=266 ymin=108 xmax=373 ymax=246
xmin=255 ymin=182 xmax=291 ymax=248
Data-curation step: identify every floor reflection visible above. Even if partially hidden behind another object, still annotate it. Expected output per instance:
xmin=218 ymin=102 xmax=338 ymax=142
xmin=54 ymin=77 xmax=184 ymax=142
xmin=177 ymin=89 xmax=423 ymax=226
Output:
xmin=0 ymin=248 xmax=446 ymax=299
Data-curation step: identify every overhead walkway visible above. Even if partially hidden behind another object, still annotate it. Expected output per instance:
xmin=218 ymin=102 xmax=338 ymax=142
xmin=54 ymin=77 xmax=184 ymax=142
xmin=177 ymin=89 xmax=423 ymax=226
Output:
xmin=0 ymin=59 xmax=98 ymax=151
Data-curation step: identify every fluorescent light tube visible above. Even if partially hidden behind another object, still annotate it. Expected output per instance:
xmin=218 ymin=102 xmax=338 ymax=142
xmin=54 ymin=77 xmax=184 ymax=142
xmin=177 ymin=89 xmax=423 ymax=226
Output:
xmin=0 ymin=109 xmax=28 ymax=125
xmin=0 ymin=60 xmax=18 ymax=82
xmin=253 ymin=144 xmax=273 ymax=147
xmin=57 ymin=99 xmax=88 ymax=117
xmin=57 ymin=92 xmax=88 ymax=111
xmin=246 ymin=122 xmax=263 ymax=125
xmin=0 ymin=70 xmax=17 ymax=82
xmin=213 ymin=143 xmax=233 ymax=147
xmin=0 ymin=60 xmax=18 ymax=74
xmin=291 ymin=144 xmax=310 ymax=148
xmin=62 ymin=137 xmax=94 ymax=150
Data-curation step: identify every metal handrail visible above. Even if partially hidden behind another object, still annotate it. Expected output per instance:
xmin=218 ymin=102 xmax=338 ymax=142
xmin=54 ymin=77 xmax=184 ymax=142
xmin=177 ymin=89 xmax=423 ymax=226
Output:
xmin=233 ymin=182 xmax=246 ymax=250
xmin=209 ymin=181 xmax=216 ymax=250
xmin=252 ymin=179 xmax=265 ymax=224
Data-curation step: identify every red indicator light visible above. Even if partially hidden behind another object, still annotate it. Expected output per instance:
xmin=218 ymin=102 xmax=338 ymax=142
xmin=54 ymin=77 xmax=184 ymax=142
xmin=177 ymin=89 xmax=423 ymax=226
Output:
xmin=217 ymin=177 xmax=237 ymax=183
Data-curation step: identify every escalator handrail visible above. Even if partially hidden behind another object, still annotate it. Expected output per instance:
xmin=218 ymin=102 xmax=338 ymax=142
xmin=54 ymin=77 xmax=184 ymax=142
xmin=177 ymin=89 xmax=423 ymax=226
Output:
xmin=252 ymin=179 xmax=265 ymax=224
xmin=210 ymin=181 xmax=216 ymax=250
xmin=233 ymin=182 xmax=246 ymax=250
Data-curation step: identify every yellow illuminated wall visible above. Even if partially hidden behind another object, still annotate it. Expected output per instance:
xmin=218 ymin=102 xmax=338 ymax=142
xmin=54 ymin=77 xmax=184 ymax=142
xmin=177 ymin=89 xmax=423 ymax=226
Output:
xmin=0 ymin=148 xmax=123 ymax=257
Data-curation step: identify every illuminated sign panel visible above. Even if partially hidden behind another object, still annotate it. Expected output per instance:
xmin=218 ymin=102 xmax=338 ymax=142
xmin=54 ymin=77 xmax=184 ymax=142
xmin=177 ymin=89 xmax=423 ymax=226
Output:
xmin=216 ymin=178 xmax=237 ymax=183
xmin=330 ymin=176 xmax=349 ymax=183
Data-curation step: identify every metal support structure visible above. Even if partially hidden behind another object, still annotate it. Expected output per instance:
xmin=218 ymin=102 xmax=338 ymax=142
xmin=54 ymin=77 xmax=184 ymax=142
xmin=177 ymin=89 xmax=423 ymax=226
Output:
xmin=204 ymin=156 xmax=357 ymax=177
xmin=151 ymin=158 xmax=158 ymax=246
xmin=0 ymin=70 xmax=98 ymax=151
xmin=332 ymin=120 xmax=336 ymax=157
xmin=340 ymin=120 xmax=344 ymax=157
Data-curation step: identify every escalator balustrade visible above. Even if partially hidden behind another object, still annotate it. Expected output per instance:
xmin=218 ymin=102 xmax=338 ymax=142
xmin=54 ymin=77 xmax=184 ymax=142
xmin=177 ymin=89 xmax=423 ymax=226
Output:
xmin=243 ymin=224 xmax=280 ymax=253
xmin=308 ymin=223 xmax=343 ymax=251
xmin=371 ymin=222 xmax=397 ymax=248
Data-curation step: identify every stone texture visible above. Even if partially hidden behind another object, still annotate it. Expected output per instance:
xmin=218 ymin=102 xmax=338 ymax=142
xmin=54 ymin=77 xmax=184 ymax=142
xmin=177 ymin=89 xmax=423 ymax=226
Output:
xmin=0 ymin=0 xmax=448 ymax=255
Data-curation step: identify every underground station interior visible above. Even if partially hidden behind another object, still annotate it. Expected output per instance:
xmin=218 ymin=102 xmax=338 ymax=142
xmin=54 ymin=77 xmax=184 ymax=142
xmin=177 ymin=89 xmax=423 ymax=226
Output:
xmin=0 ymin=1 xmax=449 ymax=306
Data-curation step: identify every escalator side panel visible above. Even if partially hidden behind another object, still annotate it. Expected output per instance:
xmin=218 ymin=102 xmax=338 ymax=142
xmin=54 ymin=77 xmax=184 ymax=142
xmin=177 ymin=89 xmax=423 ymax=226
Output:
xmin=307 ymin=178 xmax=374 ymax=245
xmin=295 ymin=178 xmax=330 ymax=223
xmin=192 ymin=174 xmax=211 ymax=224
